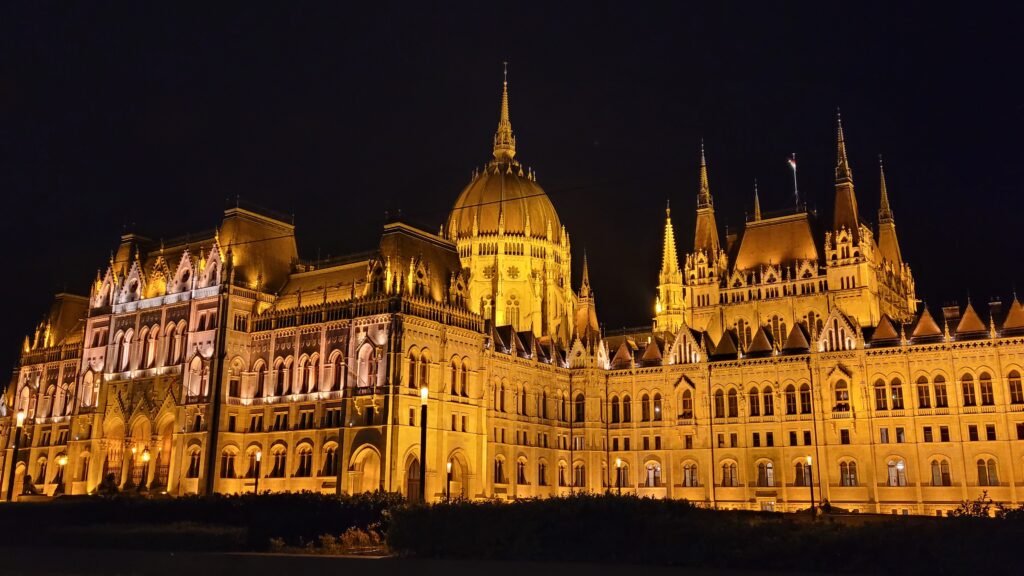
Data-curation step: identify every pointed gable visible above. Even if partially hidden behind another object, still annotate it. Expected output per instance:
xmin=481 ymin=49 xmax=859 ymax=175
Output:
xmin=668 ymin=323 xmax=707 ymax=365
xmin=955 ymin=302 xmax=987 ymax=338
xmin=1002 ymin=299 xmax=1024 ymax=335
xmin=745 ymin=325 xmax=774 ymax=357
xmin=870 ymin=314 xmax=900 ymax=347
xmin=817 ymin=308 xmax=859 ymax=352
xmin=911 ymin=306 xmax=943 ymax=341
xmin=782 ymin=322 xmax=811 ymax=353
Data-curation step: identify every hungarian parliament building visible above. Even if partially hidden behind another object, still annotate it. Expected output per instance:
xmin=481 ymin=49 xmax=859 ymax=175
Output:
xmin=6 ymin=78 xmax=1024 ymax=516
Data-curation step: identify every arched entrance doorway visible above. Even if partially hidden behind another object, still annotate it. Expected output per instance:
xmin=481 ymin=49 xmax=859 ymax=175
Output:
xmin=349 ymin=446 xmax=381 ymax=494
xmin=406 ymin=457 xmax=421 ymax=502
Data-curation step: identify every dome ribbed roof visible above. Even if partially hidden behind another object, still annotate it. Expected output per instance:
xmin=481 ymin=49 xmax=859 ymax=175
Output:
xmin=448 ymin=165 xmax=560 ymax=238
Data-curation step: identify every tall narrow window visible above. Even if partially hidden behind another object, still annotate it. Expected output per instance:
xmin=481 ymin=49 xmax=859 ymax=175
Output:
xmin=748 ymin=388 xmax=760 ymax=417
xmin=1010 ymin=371 xmax=1024 ymax=405
xmin=890 ymin=379 xmax=904 ymax=410
xmin=799 ymin=384 xmax=812 ymax=414
xmin=785 ymin=385 xmax=797 ymax=415
xmin=875 ymin=379 xmax=888 ymax=411
xmin=917 ymin=376 xmax=931 ymax=408
xmin=979 ymin=373 xmax=994 ymax=406
xmin=962 ymin=374 xmax=976 ymax=406
xmin=934 ymin=376 xmax=948 ymax=408
xmin=727 ymin=389 xmax=738 ymax=418
xmin=762 ymin=387 xmax=774 ymax=416
xmin=714 ymin=390 xmax=725 ymax=418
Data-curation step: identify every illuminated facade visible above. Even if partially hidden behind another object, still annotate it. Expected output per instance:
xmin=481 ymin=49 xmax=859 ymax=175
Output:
xmin=5 ymin=78 xmax=1024 ymax=517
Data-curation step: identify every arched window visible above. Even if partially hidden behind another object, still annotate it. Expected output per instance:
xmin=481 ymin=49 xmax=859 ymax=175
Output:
xmin=164 ymin=323 xmax=177 ymax=365
xmin=541 ymin=390 xmax=549 ymax=419
xmin=357 ymin=345 xmax=378 ymax=388
xmin=295 ymin=445 xmax=313 ymax=477
xmin=756 ymin=461 xmax=775 ymax=487
xmin=499 ymin=383 xmax=507 ymax=413
xmin=449 ymin=359 xmax=459 ymax=394
xmin=245 ymin=447 xmax=261 ymax=479
xmin=306 ymin=355 xmax=319 ymax=393
xmin=120 ymin=328 xmax=133 ymax=371
xmin=978 ymin=458 xmax=999 ymax=486
xmin=1009 ymin=371 xmax=1024 ymax=405
xmin=275 ymin=359 xmax=288 ymax=396
xmin=887 ymin=459 xmax=907 ymax=487
xmin=521 ymin=385 xmax=529 ymax=415
xmin=494 ymin=457 xmax=507 ymax=484
xmin=322 ymin=446 xmax=338 ymax=476
xmin=799 ymin=384 xmax=812 ymax=414
xmin=186 ymin=449 xmax=202 ymax=478
xmin=720 ymin=462 xmax=737 ymax=487
xmin=622 ymin=396 xmax=632 ymax=422
xmin=961 ymin=374 xmax=976 ymax=407
xmin=727 ymin=389 xmax=738 ymax=418
xmin=785 ymin=385 xmax=797 ymax=415
xmin=934 ymin=375 xmax=948 ymax=408
xmin=517 ymin=459 xmax=528 ymax=484
xmin=574 ymin=393 xmax=585 ymax=422
xmin=573 ymin=463 xmax=586 ymax=487
xmin=890 ymin=378 xmax=904 ymax=410
xmin=794 ymin=462 xmax=811 ymax=486
xmin=917 ymin=376 xmax=931 ymax=409
xmin=505 ymin=295 xmax=520 ymax=329
xmin=834 ymin=380 xmax=850 ymax=411
xmin=979 ymin=373 xmax=994 ymax=406
xmin=762 ymin=387 xmax=774 ymax=416
xmin=714 ymin=390 xmax=725 ymax=418
xmin=331 ymin=353 xmax=344 ymax=390
xmin=641 ymin=394 xmax=651 ymax=421
xmin=680 ymin=390 xmax=693 ymax=418
xmin=874 ymin=379 xmax=888 ymax=411
xmin=558 ymin=462 xmax=567 ymax=487
xmin=419 ymin=352 xmax=430 ymax=388
xmin=408 ymin=352 xmax=419 ymax=389
xmin=460 ymin=363 xmax=469 ymax=397
xmin=82 ymin=371 xmax=97 ymax=407
xmin=930 ymin=459 xmax=951 ymax=486
xmin=645 ymin=463 xmax=662 ymax=487
xmin=840 ymin=461 xmax=858 ymax=486
xmin=270 ymin=445 xmax=287 ymax=478
xmin=682 ymin=462 xmax=699 ymax=487
xmin=611 ymin=396 xmax=620 ymax=423
xmin=219 ymin=449 xmax=237 ymax=479
xmin=748 ymin=388 xmax=760 ymax=417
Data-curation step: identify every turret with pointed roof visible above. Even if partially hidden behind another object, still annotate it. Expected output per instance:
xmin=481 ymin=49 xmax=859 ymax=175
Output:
xmin=752 ymin=179 xmax=762 ymax=222
xmin=876 ymin=156 xmax=903 ymax=265
xmin=833 ymin=111 xmax=861 ymax=240
xmin=574 ymin=252 xmax=600 ymax=344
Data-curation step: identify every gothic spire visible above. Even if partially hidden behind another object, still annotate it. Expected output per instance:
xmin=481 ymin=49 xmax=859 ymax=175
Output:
xmin=835 ymin=109 xmax=852 ymax=184
xmin=693 ymin=141 xmax=721 ymax=254
xmin=492 ymin=62 xmax=516 ymax=162
xmin=697 ymin=139 xmax=712 ymax=208
xmin=661 ymin=202 xmax=680 ymax=275
xmin=753 ymin=179 xmax=762 ymax=221
xmin=878 ymin=155 xmax=893 ymax=223
xmin=832 ymin=109 xmax=861 ymax=239
xmin=580 ymin=250 xmax=592 ymax=298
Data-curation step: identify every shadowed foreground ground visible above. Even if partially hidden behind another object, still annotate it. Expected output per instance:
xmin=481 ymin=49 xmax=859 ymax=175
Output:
xmin=0 ymin=547 xmax=836 ymax=576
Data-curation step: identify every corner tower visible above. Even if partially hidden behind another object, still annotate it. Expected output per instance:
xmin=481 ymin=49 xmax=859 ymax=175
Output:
xmin=654 ymin=203 xmax=685 ymax=333
xmin=445 ymin=70 xmax=574 ymax=342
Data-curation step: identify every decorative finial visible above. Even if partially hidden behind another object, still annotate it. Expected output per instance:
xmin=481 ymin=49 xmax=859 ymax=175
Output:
xmin=666 ymin=198 xmax=671 ymax=217
xmin=697 ymin=140 xmax=711 ymax=208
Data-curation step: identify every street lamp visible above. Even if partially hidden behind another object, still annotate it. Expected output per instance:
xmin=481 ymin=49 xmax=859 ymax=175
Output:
xmin=419 ymin=386 xmax=428 ymax=503
xmin=125 ymin=445 xmax=138 ymax=489
xmin=55 ymin=454 xmax=68 ymax=495
xmin=140 ymin=448 xmax=151 ymax=490
xmin=615 ymin=458 xmax=622 ymax=496
xmin=254 ymin=450 xmax=262 ymax=494
xmin=446 ymin=461 xmax=452 ymax=503
xmin=806 ymin=456 xmax=815 ymax=518
xmin=6 ymin=411 xmax=26 ymax=502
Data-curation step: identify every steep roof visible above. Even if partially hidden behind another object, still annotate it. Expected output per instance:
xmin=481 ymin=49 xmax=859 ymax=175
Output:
xmin=911 ymin=306 xmax=943 ymax=341
xmin=732 ymin=212 xmax=820 ymax=271
xmin=870 ymin=314 xmax=900 ymax=346
xmin=1003 ymin=298 xmax=1024 ymax=335
xmin=745 ymin=325 xmax=775 ymax=357
xmin=955 ymin=302 xmax=987 ymax=337
xmin=782 ymin=322 xmax=811 ymax=353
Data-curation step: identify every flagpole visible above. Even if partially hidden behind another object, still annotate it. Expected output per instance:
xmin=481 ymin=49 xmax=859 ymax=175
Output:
xmin=789 ymin=153 xmax=799 ymax=208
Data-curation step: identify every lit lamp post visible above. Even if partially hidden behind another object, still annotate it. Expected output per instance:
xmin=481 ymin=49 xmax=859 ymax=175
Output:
xmin=6 ymin=411 xmax=26 ymax=502
xmin=806 ymin=456 xmax=815 ymax=518
xmin=54 ymin=454 xmax=68 ymax=496
xmin=615 ymin=458 xmax=622 ymax=496
xmin=140 ymin=449 xmax=151 ymax=491
xmin=446 ymin=461 xmax=452 ymax=503
xmin=254 ymin=450 xmax=262 ymax=494
xmin=419 ymin=386 xmax=428 ymax=503
xmin=125 ymin=445 xmax=138 ymax=490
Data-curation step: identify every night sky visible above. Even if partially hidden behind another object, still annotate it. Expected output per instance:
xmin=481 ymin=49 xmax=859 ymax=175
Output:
xmin=3 ymin=2 xmax=1022 ymax=374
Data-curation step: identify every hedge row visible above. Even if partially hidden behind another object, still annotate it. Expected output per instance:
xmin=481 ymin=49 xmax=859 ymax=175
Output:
xmin=387 ymin=495 xmax=1024 ymax=575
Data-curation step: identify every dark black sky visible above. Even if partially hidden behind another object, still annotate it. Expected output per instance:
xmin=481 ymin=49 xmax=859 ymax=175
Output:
xmin=2 ymin=2 xmax=1023 ymax=373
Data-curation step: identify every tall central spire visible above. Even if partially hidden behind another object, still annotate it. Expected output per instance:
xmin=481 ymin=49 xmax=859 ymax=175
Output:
xmin=693 ymin=141 xmax=721 ymax=254
xmin=832 ymin=109 xmax=861 ymax=239
xmin=492 ymin=62 xmax=516 ymax=162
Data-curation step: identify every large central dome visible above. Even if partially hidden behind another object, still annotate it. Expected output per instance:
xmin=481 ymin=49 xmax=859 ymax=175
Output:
xmin=446 ymin=78 xmax=561 ymax=239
